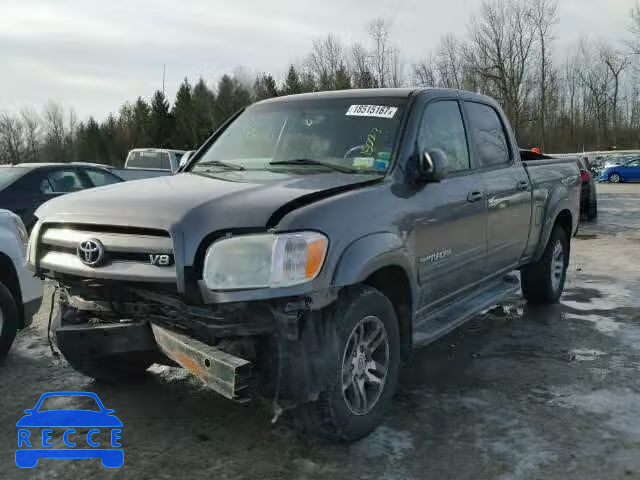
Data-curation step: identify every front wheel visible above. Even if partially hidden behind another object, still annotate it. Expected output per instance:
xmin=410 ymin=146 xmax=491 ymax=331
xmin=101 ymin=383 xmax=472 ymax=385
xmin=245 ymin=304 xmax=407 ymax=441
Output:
xmin=301 ymin=285 xmax=400 ymax=442
xmin=521 ymin=226 xmax=569 ymax=305
xmin=609 ymin=173 xmax=622 ymax=183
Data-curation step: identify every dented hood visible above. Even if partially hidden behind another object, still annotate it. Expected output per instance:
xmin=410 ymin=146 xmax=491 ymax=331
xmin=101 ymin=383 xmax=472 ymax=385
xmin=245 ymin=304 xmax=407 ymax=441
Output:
xmin=35 ymin=171 xmax=381 ymax=233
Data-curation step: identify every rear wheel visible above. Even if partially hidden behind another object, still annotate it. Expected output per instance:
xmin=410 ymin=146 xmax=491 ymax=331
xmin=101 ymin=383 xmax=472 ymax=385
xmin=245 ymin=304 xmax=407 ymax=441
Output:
xmin=521 ymin=226 xmax=569 ymax=305
xmin=0 ymin=281 xmax=19 ymax=359
xmin=301 ymin=285 xmax=400 ymax=442
xmin=609 ymin=173 xmax=621 ymax=183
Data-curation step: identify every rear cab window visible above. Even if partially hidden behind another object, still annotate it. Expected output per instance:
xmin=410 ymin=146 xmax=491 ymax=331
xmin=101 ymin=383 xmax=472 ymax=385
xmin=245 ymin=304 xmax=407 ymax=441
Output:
xmin=464 ymin=102 xmax=512 ymax=168
xmin=127 ymin=151 xmax=171 ymax=170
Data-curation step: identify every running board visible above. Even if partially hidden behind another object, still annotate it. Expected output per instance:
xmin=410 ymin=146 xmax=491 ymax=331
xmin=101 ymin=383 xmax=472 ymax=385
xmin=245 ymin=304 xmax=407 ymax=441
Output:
xmin=413 ymin=274 xmax=520 ymax=347
xmin=151 ymin=323 xmax=252 ymax=402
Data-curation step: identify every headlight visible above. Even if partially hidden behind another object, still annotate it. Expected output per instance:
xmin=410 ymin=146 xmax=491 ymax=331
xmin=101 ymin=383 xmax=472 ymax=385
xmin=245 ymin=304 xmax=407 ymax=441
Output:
xmin=203 ymin=232 xmax=328 ymax=290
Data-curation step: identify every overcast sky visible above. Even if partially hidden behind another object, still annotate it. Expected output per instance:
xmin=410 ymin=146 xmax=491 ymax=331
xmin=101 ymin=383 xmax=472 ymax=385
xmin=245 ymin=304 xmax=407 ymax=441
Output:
xmin=0 ymin=0 xmax=634 ymax=120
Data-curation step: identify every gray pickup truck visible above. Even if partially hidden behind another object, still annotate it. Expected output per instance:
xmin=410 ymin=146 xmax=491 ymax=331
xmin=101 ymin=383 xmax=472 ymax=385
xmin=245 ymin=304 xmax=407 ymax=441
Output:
xmin=28 ymin=89 xmax=580 ymax=441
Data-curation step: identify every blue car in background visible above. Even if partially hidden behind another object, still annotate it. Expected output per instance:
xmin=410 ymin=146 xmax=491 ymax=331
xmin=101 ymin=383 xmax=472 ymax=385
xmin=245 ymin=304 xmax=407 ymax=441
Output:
xmin=599 ymin=158 xmax=640 ymax=183
xmin=16 ymin=391 xmax=123 ymax=468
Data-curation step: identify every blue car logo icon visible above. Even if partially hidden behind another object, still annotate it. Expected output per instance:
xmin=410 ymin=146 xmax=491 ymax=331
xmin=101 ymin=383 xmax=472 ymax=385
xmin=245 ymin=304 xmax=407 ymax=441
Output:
xmin=16 ymin=391 xmax=123 ymax=468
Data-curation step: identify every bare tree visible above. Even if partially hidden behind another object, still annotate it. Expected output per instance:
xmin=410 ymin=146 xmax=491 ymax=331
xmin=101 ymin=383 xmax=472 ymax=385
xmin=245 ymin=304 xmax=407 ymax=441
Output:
xmin=435 ymin=34 xmax=463 ymax=90
xmin=42 ymin=101 xmax=66 ymax=162
xmin=349 ymin=42 xmax=377 ymax=88
xmin=467 ymin=0 xmax=537 ymax=131
xmin=308 ymin=33 xmax=345 ymax=89
xmin=20 ymin=108 xmax=41 ymax=162
xmin=388 ymin=47 xmax=405 ymax=87
xmin=0 ymin=113 xmax=26 ymax=164
xmin=600 ymin=44 xmax=631 ymax=147
xmin=368 ymin=18 xmax=391 ymax=87
xmin=414 ymin=53 xmax=438 ymax=87
xmin=578 ymin=39 xmax=610 ymax=149
xmin=529 ymin=0 xmax=558 ymax=149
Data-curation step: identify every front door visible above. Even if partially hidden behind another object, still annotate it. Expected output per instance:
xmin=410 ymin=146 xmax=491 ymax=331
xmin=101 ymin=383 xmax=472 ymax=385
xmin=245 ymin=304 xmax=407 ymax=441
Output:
xmin=413 ymin=99 xmax=488 ymax=311
xmin=619 ymin=159 xmax=640 ymax=181
xmin=463 ymin=101 xmax=531 ymax=274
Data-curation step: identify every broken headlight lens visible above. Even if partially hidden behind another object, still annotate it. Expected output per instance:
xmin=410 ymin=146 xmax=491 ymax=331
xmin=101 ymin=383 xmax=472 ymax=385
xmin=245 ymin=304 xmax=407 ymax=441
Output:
xmin=203 ymin=232 xmax=328 ymax=290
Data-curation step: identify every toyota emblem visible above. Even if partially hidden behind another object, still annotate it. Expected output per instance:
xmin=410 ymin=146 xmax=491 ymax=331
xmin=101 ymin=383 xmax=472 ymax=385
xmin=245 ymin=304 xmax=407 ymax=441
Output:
xmin=77 ymin=239 xmax=105 ymax=267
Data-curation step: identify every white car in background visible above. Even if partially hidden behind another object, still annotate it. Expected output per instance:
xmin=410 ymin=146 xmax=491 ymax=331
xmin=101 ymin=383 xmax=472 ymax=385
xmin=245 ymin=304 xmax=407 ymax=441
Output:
xmin=0 ymin=210 xmax=43 ymax=358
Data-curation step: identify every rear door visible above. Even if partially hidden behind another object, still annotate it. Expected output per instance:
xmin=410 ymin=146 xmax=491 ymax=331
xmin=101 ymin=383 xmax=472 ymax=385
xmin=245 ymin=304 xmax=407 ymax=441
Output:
xmin=463 ymin=101 xmax=531 ymax=275
xmin=414 ymin=99 xmax=488 ymax=309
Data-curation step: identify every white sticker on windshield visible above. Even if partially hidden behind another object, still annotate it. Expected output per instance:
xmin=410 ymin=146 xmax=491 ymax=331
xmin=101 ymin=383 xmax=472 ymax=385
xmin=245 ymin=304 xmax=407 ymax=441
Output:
xmin=346 ymin=105 xmax=398 ymax=119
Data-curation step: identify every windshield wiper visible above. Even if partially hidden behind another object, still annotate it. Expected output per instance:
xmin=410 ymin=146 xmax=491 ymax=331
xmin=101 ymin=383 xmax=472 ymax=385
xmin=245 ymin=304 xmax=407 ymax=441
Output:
xmin=193 ymin=160 xmax=245 ymax=171
xmin=269 ymin=158 xmax=358 ymax=174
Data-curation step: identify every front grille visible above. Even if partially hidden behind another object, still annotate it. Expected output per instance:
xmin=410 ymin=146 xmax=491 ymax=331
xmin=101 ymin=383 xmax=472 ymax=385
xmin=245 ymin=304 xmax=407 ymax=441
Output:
xmin=36 ymin=225 xmax=176 ymax=283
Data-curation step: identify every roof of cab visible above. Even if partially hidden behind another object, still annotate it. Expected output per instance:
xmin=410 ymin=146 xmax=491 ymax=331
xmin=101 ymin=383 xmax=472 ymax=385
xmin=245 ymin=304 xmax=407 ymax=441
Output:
xmin=255 ymin=88 xmax=419 ymax=105
xmin=253 ymin=87 xmax=494 ymax=106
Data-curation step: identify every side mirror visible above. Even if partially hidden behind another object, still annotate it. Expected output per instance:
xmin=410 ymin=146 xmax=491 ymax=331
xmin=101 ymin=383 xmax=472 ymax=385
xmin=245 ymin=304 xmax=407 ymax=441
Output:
xmin=420 ymin=149 xmax=448 ymax=182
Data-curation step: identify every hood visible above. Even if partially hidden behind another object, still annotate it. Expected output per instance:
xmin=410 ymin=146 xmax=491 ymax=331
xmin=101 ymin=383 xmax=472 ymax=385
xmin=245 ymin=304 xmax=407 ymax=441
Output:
xmin=35 ymin=171 xmax=381 ymax=233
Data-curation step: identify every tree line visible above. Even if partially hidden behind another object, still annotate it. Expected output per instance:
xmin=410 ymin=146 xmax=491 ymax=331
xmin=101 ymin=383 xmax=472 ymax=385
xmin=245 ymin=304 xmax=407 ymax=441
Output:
xmin=2 ymin=0 xmax=640 ymax=166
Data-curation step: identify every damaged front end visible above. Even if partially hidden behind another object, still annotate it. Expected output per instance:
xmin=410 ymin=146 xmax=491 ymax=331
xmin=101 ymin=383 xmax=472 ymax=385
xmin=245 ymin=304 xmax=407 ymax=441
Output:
xmin=53 ymin=278 xmax=340 ymax=409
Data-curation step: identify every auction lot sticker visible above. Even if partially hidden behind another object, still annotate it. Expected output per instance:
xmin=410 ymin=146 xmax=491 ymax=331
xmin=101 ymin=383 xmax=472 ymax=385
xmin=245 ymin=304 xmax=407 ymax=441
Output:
xmin=346 ymin=105 xmax=398 ymax=118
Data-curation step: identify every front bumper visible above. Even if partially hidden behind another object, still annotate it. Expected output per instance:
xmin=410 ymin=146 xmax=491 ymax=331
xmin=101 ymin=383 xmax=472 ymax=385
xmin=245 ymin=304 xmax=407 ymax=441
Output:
xmin=54 ymin=318 xmax=252 ymax=401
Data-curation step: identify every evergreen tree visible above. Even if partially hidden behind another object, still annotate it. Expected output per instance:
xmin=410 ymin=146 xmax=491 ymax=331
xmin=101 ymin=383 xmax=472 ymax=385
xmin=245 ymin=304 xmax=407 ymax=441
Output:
xmin=354 ymin=68 xmax=377 ymax=89
xmin=131 ymin=97 xmax=151 ymax=147
xmin=335 ymin=63 xmax=352 ymax=90
xmin=149 ymin=90 xmax=173 ymax=147
xmin=172 ymin=78 xmax=197 ymax=149
xmin=76 ymin=117 xmax=106 ymax=163
xmin=254 ymin=74 xmax=279 ymax=101
xmin=192 ymin=78 xmax=216 ymax=145
xmin=213 ymin=75 xmax=252 ymax=129
xmin=282 ymin=65 xmax=302 ymax=95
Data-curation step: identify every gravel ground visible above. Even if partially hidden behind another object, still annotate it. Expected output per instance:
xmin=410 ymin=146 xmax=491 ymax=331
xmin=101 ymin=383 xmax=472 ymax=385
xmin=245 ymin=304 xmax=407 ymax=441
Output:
xmin=1 ymin=183 xmax=639 ymax=480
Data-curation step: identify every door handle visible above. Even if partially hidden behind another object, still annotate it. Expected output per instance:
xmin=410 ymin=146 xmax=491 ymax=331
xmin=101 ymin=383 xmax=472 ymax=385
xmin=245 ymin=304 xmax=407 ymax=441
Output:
xmin=517 ymin=180 xmax=530 ymax=191
xmin=467 ymin=191 xmax=484 ymax=203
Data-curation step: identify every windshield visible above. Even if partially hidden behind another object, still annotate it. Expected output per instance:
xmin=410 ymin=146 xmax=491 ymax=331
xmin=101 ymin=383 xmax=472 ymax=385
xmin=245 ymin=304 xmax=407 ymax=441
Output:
xmin=189 ymin=97 xmax=407 ymax=175
xmin=0 ymin=167 xmax=28 ymax=190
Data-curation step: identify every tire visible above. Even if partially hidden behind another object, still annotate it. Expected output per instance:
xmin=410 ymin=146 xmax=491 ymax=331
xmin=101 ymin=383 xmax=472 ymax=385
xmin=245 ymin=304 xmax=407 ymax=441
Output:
xmin=588 ymin=195 xmax=598 ymax=220
xmin=609 ymin=173 xmax=621 ymax=183
xmin=0 ymin=281 xmax=19 ymax=359
xmin=301 ymin=285 xmax=401 ymax=442
xmin=521 ymin=225 xmax=569 ymax=305
xmin=63 ymin=352 xmax=152 ymax=384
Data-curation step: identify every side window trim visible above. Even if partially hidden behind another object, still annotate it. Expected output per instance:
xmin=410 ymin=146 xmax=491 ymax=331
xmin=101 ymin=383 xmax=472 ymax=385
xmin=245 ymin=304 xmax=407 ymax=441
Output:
xmin=418 ymin=98 xmax=472 ymax=176
xmin=463 ymin=100 xmax=514 ymax=171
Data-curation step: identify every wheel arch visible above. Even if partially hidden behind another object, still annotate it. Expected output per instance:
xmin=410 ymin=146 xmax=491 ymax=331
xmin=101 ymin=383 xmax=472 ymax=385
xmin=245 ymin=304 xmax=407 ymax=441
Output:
xmin=332 ymin=233 xmax=417 ymax=362
xmin=0 ymin=252 xmax=23 ymax=327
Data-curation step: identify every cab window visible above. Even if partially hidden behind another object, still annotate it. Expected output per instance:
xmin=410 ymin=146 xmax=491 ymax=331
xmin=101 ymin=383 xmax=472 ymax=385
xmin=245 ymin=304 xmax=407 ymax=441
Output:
xmin=418 ymin=100 xmax=470 ymax=173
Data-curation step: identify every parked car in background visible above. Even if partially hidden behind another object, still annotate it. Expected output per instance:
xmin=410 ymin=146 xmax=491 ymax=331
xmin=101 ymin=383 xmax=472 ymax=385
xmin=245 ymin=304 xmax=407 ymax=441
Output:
xmin=0 ymin=163 xmax=123 ymax=231
xmin=116 ymin=148 xmax=185 ymax=180
xmin=577 ymin=157 xmax=597 ymax=220
xmin=0 ymin=210 xmax=43 ymax=358
xmin=599 ymin=158 xmax=640 ymax=183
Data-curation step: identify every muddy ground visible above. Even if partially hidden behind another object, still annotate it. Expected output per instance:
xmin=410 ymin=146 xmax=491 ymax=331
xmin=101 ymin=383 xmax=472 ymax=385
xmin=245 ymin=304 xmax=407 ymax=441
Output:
xmin=1 ymin=183 xmax=639 ymax=480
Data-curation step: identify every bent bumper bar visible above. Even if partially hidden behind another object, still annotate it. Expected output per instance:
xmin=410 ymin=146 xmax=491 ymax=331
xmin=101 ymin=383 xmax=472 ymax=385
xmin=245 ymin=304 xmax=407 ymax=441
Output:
xmin=150 ymin=323 xmax=252 ymax=402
